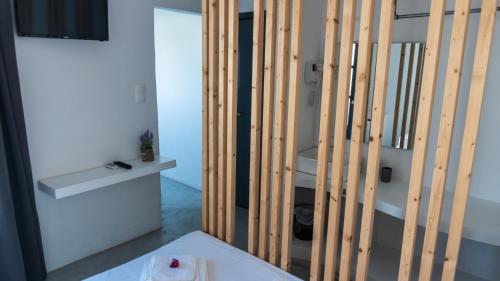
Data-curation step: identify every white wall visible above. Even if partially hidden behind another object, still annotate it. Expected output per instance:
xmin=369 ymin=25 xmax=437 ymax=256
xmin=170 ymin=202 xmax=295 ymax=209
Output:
xmin=15 ymin=0 xmax=161 ymax=271
xmin=155 ymin=9 xmax=202 ymax=189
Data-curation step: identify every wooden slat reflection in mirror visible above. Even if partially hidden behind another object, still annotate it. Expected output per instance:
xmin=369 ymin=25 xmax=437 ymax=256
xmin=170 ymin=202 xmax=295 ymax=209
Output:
xmin=391 ymin=44 xmax=406 ymax=148
xmin=408 ymin=43 xmax=425 ymax=150
xmin=399 ymin=43 xmax=415 ymax=149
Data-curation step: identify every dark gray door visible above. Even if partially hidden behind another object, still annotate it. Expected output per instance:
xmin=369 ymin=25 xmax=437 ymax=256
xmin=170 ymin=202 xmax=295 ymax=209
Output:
xmin=235 ymin=12 xmax=256 ymax=209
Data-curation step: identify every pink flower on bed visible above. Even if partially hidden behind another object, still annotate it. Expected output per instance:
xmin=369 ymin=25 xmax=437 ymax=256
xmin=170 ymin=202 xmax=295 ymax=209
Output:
xmin=169 ymin=258 xmax=180 ymax=268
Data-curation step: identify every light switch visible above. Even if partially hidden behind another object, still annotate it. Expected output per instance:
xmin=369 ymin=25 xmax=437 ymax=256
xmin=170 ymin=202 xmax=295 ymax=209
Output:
xmin=135 ymin=83 xmax=146 ymax=103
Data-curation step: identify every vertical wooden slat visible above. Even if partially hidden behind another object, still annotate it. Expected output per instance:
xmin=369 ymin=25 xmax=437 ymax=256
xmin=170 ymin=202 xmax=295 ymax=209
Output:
xmin=217 ymin=0 xmax=228 ymax=241
xmin=398 ymin=0 xmax=446 ymax=280
xmin=280 ymin=0 xmax=304 ymax=271
xmin=226 ymin=0 xmax=239 ymax=245
xmin=338 ymin=0 xmax=375 ymax=279
xmin=355 ymin=0 xmax=395 ymax=280
xmin=208 ymin=0 xmax=220 ymax=236
xmin=321 ymin=0 xmax=357 ymax=280
xmin=391 ymin=45 xmax=406 ymax=148
xmin=418 ymin=1 xmax=472 ymax=280
xmin=309 ymin=0 xmax=340 ymax=278
xmin=248 ymin=0 xmax=265 ymax=255
xmin=399 ymin=43 xmax=415 ymax=149
xmin=442 ymin=1 xmax=496 ymax=280
xmin=258 ymin=0 xmax=278 ymax=260
xmin=269 ymin=0 xmax=292 ymax=266
xmin=201 ymin=0 xmax=210 ymax=233
xmin=407 ymin=44 xmax=425 ymax=150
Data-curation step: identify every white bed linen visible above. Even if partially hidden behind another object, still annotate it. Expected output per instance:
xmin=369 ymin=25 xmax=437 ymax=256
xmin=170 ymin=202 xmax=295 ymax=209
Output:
xmin=83 ymin=231 xmax=302 ymax=281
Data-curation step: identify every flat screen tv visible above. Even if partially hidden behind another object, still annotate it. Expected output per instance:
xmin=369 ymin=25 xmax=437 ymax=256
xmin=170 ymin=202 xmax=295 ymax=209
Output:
xmin=15 ymin=0 xmax=109 ymax=41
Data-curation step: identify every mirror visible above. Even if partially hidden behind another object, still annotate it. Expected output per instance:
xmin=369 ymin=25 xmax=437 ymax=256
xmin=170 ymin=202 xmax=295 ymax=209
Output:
xmin=346 ymin=42 xmax=425 ymax=150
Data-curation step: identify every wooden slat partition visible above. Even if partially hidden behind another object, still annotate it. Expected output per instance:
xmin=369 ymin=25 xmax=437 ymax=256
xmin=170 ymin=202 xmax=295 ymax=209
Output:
xmin=355 ymin=0 xmax=395 ymax=280
xmin=391 ymin=45 xmax=406 ymax=148
xmin=418 ymin=0 xmax=472 ymax=279
xmin=320 ymin=0 xmax=358 ymax=280
xmin=258 ymin=0 xmax=278 ymax=260
xmin=338 ymin=0 xmax=375 ymax=280
xmin=280 ymin=0 xmax=304 ymax=271
xmin=399 ymin=43 xmax=415 ymax=149
xmin=269 ymin=0 xmax=292 ymax=266
xmin=408 ymin=44 xmax=425 ymax=150
xmin=248 ymin=0 xmax=265 ymax=255
xmin=217 ymin=0 xmax=228 ymax=241
xmin=225 ymin=0 xmax=239 ymax=245
xmin=309 ymin=0 xmax=341 ymax=278
xmin=442 ymin=1 xmax=497 ymax=280
xmin=201 ymin=0 xmax=210 ymax=233
xmin=398 ymin=0 xmax=446 ymax=280
xmin=207 ymin=0 xmax=219 ymax=236
xmin=201 ymin=0 xmax=497 ymax=279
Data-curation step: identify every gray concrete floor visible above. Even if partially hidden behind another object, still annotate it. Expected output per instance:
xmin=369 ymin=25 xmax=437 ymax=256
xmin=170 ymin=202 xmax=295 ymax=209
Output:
xmin=46 ymin=177 xmax=309 ymax=281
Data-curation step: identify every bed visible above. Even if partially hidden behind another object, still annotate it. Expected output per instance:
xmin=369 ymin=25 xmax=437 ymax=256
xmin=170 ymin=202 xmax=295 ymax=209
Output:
xmin=83 ymin=231 xmax=302 ymax=281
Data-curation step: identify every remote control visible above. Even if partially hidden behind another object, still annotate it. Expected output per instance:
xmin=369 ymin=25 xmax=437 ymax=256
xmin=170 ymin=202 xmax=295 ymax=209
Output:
xmin=113 ymin=161 xmax=133 ymax=169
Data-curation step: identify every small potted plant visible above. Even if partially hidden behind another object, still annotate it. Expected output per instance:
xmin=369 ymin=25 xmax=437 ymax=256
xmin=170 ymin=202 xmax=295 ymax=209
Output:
xmin=140 ymin=130 xmax=154 ymax=162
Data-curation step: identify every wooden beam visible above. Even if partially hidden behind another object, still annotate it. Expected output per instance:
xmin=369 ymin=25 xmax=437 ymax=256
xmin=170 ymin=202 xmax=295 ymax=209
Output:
xmin=248 ymin=0 xmax=265 ymax=255
xmin=321 ymin=0 xmax=357 ymax=280
xmin=258 ymin=0 xmax=278 ymax=260
xmin=201 ymin=0 xmax=210 ymax=233
xmin=208 ymin=0 xmax=219 ymax=236
xmin=280 ymin=0 xmax=304 ymax=271
xmin=338 ymin=0 xmax=375 ymax=279
xmin=391 ymin=45 xmax=406 ymax=148
xmin=407 ymin=44 xmax=425 ymax=150
xmin=217 ymin=0 xmax=228 ymax=241
xmin=399 ymin=43 xmax=415 ymax=149
xmin=355 ymin=0 xmax=395 ymax=280
xmin=309 ymin=0 xmax=340 ymax=279
xmin=398 ymin=0 xmax=446 ymax=280
xmin=225 ymin=0 xmax=239 ymax=245
xmin=418 ymin=1 xmax=472 ymax=280
xmin=269 ymin=0 xmax=291 ymax=266
xmin=441 ymin=1 xmax=496 ymax=280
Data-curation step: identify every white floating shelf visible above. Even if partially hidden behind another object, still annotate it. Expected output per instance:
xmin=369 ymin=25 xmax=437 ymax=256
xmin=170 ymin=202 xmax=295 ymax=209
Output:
xmin=38 ymin=156 xmax=176 ymax=199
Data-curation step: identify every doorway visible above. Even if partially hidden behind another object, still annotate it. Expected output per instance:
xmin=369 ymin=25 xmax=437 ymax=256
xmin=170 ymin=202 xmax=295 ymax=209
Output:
xmin=154 ymin=8 xmax=202 ymax=190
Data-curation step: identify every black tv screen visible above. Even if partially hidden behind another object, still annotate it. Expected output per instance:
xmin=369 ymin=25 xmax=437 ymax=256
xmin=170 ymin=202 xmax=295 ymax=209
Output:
xmin=15 ymin=0 xmax=109 ymax=41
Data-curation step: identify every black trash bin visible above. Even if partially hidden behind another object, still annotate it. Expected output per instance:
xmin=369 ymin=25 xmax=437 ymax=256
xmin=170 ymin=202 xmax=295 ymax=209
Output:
xmin=293 ymin=204 xmax=314 ymax=241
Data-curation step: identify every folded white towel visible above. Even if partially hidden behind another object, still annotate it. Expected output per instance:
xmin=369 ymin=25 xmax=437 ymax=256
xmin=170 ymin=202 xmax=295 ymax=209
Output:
xmin=140 ymin=255 xmax=198 ymax=281
xmin=194 ymin=258 xmax=209 ymax=281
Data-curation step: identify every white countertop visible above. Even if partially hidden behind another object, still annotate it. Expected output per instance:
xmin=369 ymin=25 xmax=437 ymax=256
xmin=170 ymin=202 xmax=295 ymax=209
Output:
xmin=38 ymin=156 xmax=176 ymax=199
xmin=295 ymin=171 xmax=500 ymax=246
